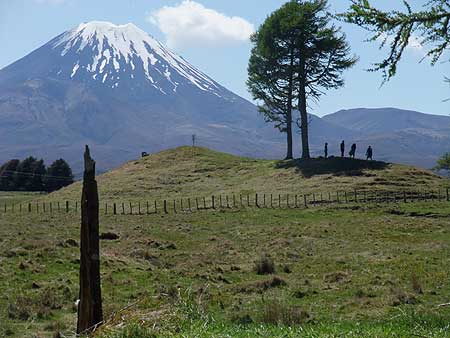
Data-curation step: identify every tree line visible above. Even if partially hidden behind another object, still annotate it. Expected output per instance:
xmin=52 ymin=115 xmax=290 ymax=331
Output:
xmin=0 ymin=157 xmax=74 ymax=192
xmin=248 ymin=0 xmax=450 ymax=161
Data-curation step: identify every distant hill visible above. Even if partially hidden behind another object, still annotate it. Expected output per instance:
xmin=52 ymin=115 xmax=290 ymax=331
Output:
xmin=48 ymin=146 xmax=446 ymax=203
xmin=321 ymin=108 xmax=450 ymax=168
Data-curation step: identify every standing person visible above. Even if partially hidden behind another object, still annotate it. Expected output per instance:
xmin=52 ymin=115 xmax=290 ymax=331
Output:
xmin=349 ymin=143 xmax=357 ymax=158
xmin=366 ymin=146 xmax=373 ymax=160
xmin=340 ymin=140 xmax=345 ymax=157
xmin=324 ymin=142 xmax=328 ymax=158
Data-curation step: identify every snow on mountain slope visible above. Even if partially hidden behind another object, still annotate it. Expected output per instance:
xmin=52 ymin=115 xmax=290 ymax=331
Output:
xmin=51 ymin=21 xmax=221 ymax=95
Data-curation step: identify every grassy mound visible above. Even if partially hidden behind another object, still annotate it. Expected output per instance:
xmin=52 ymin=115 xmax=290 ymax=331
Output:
xmin=46 ymin=146 xmax=446 ymax=203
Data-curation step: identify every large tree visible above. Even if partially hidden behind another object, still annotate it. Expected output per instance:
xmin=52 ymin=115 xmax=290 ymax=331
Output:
xmin=248 ymin=10 xmax=298 ymax=159
xmin=45 ymin=158 xmax=74 ymax=192
xmin=249 ymin=0 xmax=357 ymax=159
xmin=339 ymin=0 xmax=450 ymax=82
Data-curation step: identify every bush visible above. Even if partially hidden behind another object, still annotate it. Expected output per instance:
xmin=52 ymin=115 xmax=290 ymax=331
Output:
xmin=254 ymin=255 xmax=275 ymax=275
xmin=260 ymin=299 xmax=310 ymax=325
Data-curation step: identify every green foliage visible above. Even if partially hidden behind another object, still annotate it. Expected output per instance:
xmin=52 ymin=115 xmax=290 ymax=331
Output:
xmin=45 ymin=159 xmax=74 ymax=192
xmin=339 ymin=0 xmax=450 ymax=82
xmin=0 ymin=157 xmax=73 ymax=192
xmin=248 ymin=0 xmax=357 ymax=159
xmin=434 ymin=152 xmax=450 ymax=174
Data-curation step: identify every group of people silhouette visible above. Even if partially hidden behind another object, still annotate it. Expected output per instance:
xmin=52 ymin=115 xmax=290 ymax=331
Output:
xmin=324 ymin=141 xmax=373 ymax=160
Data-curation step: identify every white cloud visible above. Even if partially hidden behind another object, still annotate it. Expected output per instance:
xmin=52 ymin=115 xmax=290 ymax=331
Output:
xmin=377 ymin=32 xmax=424 ymax=52
xmin=148 ymin=0 xmax=255 ymax=49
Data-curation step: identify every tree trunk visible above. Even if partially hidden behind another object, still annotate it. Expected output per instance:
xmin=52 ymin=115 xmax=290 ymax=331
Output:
xmin=285 ymin=52 xmax=295 ymax=160
xmin=298 ymin=58 xmax=310 ymax=159
xmin=77 ymin=145 xmax=103 ymax=334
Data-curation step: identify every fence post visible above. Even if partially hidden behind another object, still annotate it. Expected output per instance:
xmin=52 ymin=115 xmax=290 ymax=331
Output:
xmin=66 ymin=201 xmax=69 ymax=213
xmin=403 ymin=191 xmax=407 ymax=203
xmin=105 ymin=203 xmax=108 ymax=215
xmin=146 ymin=201 xmax=149 ymax=214
xmin=203 ymin=197 xmax=206 ymax=209
xmin=270 ymin=194 xmax=273 ymax=208
xmin=50 ymin=203 xmax=52 ymax=214
xmin=37 ymin=203 xmax=39 ymax=213
xmin=77 ymin=145 xmax=102 ymax=334
xmin=76 ymin=201 xmax=78 ymax=212
xmin=337 ymin=191 xmax=340 ymax=203
xmin=163 ymin=200 xmax=168 ymax=214
xmin=233 ymin=195 xmax=236 ymax=208
xmin=247 ymin=194 xmax=250 ymax=207
xmin=263 ymin=194 xmax=266 ymax=208
xmin=122 ymin=203 xmax=125 ymax=215
xmin=188 ymin=198 xmax=191 ymax=211
xmin=154 ymin=200 xmax=158 ymax=213
xmin=447 ymin=188 xmax=449 ymax=202
xmin=344 ymin=191 xmax=348 ymax=203
xmin=113 ymin=203 xmax=117 ymax=215
xmin=219 ymin=195 xmax=222 ymax=208
xmin=129 ymin=202 xmax=133 ymax=215
xmin=138 ymin=202 xmax=141 ymax=215
xmin=173 ymin=200 xmax=177 ymax=213
xmin=212 ymin=196 xmax=215 ymax=209
xmin=196 ymin=198 xmax=199 ymax=210
xmin=328 ymin=192 xmax=331 ymax=203
xmin=58 ymin=201 xmax=60 ymax=212
xmin=181 ymin=199 xmax=184 ymax=212
xmin=287 ymin=194 xmax=290 ymax=208
xmin=295 ymin=195 xmax=298 ymax=208
xmin=240 ymin=194 xmax=243 ymax=207
xmin=226 ymin=195 xmax=230 ymax=208
xmin=255 ymin=193 xmax=259 ymax=208
xmin=278 ymin=194 xmax=281 ymax=208
xmin=28 ymin=203 xmax=31 ymax=213
xmin=20 ymin=204 xmax=22 ymax=213
xmin=304 ymin=195 xmax=307 ymax=208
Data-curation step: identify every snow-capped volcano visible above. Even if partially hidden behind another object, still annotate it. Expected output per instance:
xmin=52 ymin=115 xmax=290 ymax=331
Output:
xmin=51 ymin=21 xmax=222 ymax=95
xmin=0 ymin=21 xmax=282 ymax=172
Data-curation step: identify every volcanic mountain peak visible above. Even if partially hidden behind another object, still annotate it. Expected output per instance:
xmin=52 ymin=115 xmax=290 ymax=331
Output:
xmin=50 ymin=21 xmax=220 ymax=94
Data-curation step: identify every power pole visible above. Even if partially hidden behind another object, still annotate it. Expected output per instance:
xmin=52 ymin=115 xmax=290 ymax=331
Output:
xmin=192 ymin=134 xmax=196 ymax=156
xmin=77 ymin=145 xmax=103 ymax=334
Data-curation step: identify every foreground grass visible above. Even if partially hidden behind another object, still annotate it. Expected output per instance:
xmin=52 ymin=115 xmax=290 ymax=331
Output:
xmin=2 ymin=201 xmax=450 ymax=337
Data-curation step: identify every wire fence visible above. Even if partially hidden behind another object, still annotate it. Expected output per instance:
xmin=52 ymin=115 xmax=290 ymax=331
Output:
xmin=1 ymin=188 xmax=449 ymax=216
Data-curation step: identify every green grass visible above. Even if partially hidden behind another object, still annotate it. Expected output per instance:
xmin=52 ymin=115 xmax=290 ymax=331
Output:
xmin=39 ymin=146 xmax=448 ymax=204
xmin=1 ymin=147 xmax=450 ymax=337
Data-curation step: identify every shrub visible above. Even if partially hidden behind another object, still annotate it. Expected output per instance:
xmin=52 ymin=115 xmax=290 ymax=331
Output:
xmin=254 ymin=254 xmax=275 ymax=275
xmin=260 ymin=299 xmax=310 ymax=326
xmin=411 ymin=273 xmax=424 ymax=294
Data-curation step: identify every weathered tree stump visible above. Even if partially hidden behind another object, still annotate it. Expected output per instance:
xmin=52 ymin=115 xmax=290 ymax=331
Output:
xmin=77 ymin=145 xmax=103 ymax=334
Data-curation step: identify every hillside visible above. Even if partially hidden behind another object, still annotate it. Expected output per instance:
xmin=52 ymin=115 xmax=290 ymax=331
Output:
xmin=48 ymin=146 xmax=447 ymax=203
xmin=322 ymin=108 xmax=450 ymax=167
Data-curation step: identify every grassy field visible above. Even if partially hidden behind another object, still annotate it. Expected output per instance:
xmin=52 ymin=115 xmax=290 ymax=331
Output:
xmin=1 ymin=147 xmax=450 ymax=337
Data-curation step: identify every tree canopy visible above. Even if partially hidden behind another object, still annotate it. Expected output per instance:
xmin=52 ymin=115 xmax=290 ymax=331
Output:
xmin=0 ymin=157 xmax=74 ymax=192
xmin=339 ymin=0 xmax=450 ymax=82
xmin=248 ymin=0 xmax=357 ymax=159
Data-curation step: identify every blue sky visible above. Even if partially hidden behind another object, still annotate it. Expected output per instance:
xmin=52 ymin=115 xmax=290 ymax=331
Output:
xmin=1 ymin=0 xmax=448 ymax=116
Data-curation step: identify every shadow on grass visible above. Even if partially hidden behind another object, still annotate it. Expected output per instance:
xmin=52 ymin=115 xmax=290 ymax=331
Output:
xmin=276 ymin=156 xmax=390 ymax=178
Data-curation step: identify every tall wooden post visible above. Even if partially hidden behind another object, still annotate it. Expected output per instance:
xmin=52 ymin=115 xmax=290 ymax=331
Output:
xmin=77 ymin=145 xmax=103 ymax=334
